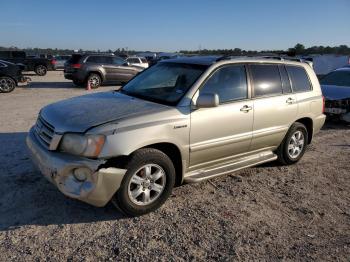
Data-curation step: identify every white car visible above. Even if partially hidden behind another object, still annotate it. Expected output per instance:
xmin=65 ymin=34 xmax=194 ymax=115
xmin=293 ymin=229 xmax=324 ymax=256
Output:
xmin=126 ymin=57 xmax=149 ymax=68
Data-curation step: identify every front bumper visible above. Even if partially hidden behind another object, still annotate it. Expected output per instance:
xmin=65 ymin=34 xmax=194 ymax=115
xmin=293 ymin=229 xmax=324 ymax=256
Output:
xmin=26 ymin=127 xmax=126 ymax=207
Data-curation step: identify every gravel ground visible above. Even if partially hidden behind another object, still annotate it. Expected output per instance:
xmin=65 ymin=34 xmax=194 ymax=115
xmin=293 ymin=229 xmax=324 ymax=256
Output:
xmin=0 ymin=71 xmax=349 ymax=261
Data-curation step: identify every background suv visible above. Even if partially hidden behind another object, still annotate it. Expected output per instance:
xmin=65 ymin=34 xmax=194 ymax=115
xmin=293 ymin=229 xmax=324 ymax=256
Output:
xmin=27 ymin=56 xmax=325 ymax=216
xmin=64 ymin=54 xmax=143 ymax=88
xmin=126 ymin=56 xmax=149 ymax=68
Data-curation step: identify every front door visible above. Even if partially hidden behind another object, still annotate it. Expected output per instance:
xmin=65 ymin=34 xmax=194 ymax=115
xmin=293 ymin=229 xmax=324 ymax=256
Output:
xmin=190 ymin=64 xmax=254 ymax=168
xmin=106 ymin=57 xmax=136 ymax=82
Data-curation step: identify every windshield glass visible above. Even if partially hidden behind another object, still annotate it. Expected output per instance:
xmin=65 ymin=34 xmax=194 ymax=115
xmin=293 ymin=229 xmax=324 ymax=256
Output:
xmin=320 ymin=70 xmax=350 ymax=86
xmin=121 ymin=62 xmax=208 ymax=105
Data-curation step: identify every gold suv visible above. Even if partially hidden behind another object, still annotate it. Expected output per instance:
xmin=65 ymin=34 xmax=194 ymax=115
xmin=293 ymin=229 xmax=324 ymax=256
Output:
xmin=27 ymin=56 xmax=326 ymax=216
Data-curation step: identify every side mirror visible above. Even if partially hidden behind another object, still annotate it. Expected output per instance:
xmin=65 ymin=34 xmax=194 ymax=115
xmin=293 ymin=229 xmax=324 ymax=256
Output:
xmin=123 ymin=62 xmax=130 ymax=66
xmin=196 ymin=93 xmax=219 ymax=108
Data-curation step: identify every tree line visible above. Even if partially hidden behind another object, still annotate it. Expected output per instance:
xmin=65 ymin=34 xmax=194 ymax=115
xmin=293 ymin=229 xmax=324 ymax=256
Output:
xmin=1 ymin=44 xmax=350 ymax=56
xmin=181 ymin=44 xmax=350 ymax=56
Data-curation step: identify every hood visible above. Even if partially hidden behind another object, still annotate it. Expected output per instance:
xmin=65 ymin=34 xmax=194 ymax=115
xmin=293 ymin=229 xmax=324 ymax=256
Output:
xmin=321 ymin=84 xmax=350 ymax=100
xmin=41 ymin=91 xmax=170 ymax=133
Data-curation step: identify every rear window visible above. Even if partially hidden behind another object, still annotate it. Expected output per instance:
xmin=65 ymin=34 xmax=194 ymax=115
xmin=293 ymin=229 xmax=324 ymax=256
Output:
xmin=67 ymin=54 xmax=82 ymax=64
xmin=250 ymin=64 xmax=283 ymax=97
xmin=286 ymin=66 xmax=312 ymax=92
xmin=127 ymin=58 xmax=140 ymax=64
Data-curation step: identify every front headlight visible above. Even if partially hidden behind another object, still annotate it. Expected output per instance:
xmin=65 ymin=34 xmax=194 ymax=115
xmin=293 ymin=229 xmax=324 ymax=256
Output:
xmin=59 ymin=133 xmax=105 ymax=157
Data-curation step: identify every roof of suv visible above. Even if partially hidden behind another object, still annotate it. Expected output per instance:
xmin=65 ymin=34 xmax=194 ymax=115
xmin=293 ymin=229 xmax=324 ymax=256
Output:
xmin=162 ymin=55 xmax=311 ymax=67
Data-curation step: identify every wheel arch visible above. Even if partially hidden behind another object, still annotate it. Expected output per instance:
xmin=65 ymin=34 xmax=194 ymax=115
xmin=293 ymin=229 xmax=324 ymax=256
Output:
xmin=87 ymin=71 xmax=105 ymax=82
xmin=102 ymin=142 xmax=184 ymax=186
xmin=0 ymin=74 xmax=18 ymax=85
xmin=295 ymin=117 xmax=313 ymax=144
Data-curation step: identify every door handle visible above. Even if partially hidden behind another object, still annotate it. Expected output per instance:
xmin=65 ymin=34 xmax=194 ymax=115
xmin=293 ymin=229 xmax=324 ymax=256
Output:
xmin=240 ymin=105 xmax=252 ymax=113
xmin=286 ymin=97 xmax=296 ymax=104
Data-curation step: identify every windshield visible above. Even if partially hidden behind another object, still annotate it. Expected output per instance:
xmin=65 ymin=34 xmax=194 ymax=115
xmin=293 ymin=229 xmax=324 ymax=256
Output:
xmin=320 ymin=70 xmax=350 ymax=87
xmin=121 ymin=62 xmax=208 ymax=105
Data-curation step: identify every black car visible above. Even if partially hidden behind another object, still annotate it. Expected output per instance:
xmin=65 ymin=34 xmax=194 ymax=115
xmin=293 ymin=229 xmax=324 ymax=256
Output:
xmin=0 ymin=60 xmax=24 ymax=93
xmin=64 ymin=54 xmax=143 ymax=88
xmin=0 ymin=51 xmax=56 ymax=76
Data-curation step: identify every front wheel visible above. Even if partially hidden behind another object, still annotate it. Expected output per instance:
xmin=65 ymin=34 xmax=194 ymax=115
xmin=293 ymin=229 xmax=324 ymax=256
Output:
xmin=0 ymin=77 xmax=16 ymax=93
xmin=277 ymin=122 xmax=308 ymax=165
xmin=112 ymin=148 xmax=176 ymax=216
xmin=34 ymin=65 xmax=47 ymax=76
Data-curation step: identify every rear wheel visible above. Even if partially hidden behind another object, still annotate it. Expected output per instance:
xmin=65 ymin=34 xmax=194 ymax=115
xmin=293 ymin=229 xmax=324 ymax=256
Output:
xmin=87 ymin=73 xmax=101 ymax=89
xmin=112 ymin=148 xmax=176 ymax=216
xmin=0 ymin=77 xmax=16 ymax=93
xmin=34 ymin=65 xmax=47 ymax=76
xmin=277 ymin=122 xmax=308 ymax=165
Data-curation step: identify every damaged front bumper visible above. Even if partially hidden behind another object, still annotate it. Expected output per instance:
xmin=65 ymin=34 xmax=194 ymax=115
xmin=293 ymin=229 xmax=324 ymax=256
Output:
xmin=26 ymin=128 xmax=126 ymax=207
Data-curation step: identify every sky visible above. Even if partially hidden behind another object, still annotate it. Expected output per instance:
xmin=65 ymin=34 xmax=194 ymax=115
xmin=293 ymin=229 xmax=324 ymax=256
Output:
xmin=0 ymin=0 xmax=349 ymax=52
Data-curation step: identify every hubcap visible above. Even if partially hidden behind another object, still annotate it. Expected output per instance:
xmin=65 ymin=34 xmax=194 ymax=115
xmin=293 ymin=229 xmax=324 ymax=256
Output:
xmin=89 ymin=76 xmax=100 ymax=87
xmin=0 ymin=78 xmax=15 ymax=92
xmin=37 ymin=66 xmax=46 ymax=75
xmin=128 ymin=164 xmax=166 ymax=206
xmin=288 ymin=130 xmax=305 ymax=159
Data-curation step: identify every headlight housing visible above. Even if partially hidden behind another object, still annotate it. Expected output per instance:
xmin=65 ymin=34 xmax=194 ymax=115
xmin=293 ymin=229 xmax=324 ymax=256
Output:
xmin=59 ymin=133 xmax=105 ymax=158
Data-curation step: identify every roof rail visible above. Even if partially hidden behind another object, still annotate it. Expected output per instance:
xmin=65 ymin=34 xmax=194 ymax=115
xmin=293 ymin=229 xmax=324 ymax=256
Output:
xmin=215 ymin=55 xmax=313 ymax=67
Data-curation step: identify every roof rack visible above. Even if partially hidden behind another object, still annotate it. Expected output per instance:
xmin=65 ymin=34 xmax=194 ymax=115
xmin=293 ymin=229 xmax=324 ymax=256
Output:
xmin=215 ymin=55 xmax=313 ymax=67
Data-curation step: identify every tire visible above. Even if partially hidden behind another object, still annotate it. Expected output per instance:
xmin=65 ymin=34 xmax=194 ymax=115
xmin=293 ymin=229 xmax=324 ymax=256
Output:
xmin=0 ymin=77 xmax=16 ymax=93
xmin=34 ymin=65 xmax=47 ymax=76
xmin=112 ymin=148 xmax=176 ymax=216
xmin=277 ymin=122 xmax=308 ymax=165
xmin=86 ymin=73 xmax=102 ymax=89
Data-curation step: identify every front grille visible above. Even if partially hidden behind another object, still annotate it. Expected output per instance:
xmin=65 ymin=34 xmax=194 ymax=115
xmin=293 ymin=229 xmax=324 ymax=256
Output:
xmin=34 ymin=115 xmax=55 ymax=149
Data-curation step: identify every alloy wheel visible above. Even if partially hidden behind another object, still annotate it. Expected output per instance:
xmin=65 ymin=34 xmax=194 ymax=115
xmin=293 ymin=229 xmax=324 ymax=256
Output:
xmin=127 ymin=164 xmax=166 ymax=206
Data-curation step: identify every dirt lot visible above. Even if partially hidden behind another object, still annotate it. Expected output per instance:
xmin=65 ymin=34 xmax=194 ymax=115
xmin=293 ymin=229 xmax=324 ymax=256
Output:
xmin=0 ymin=71 xmax=349 ymax=261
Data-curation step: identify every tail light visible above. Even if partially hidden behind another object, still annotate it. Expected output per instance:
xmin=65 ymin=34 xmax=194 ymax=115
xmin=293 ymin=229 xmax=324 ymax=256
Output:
xmin=322 ymin=96 xmax=325 ymax=113
xmin=51 ymin=59 xmax=57 ymax=65
xmin=72 ymin=63 xmax=81 ymax=69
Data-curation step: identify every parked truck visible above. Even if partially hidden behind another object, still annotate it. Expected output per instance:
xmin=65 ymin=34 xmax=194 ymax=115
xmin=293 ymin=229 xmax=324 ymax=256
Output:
xmin=0 ymin=51 xmax=56 ymax=76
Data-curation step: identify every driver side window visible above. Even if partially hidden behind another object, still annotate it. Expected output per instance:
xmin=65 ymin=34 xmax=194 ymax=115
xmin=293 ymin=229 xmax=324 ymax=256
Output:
xmin=199 ymin=65 xmax=248 ymax=103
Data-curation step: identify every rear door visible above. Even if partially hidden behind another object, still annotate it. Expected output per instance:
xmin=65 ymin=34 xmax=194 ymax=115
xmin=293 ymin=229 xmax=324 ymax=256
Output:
xmin=285 ymin=65 xmax=314 ymax=118
xmin=249 ymin=64 xmax=297 ymax=150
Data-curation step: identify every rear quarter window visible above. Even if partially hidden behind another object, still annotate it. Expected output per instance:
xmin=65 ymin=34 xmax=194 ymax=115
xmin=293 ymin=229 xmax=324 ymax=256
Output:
xmin=286 ymin=66 xmax=312 ymax=92
xmin=250 ymin=64 xmax=283 ymax=97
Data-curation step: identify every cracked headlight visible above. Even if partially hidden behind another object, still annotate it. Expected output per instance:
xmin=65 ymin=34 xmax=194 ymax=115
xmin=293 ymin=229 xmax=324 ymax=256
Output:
xmin=59 ymin=133 xmax=105 ymax=158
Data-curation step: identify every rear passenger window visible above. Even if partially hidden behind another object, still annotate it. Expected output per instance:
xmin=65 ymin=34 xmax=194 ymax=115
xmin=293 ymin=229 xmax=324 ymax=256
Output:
xmin=279 ymin=65 xmax=292 ymax=93
xmin=250 ymin=65 xmax=282 ymax=97
xmin=200 ymin=65 xmax=248 ymax=103
xmin=286 ymin=66 xmax=311 ymax=92
xmin=87 ymin=56 xmax=109 ymax=64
